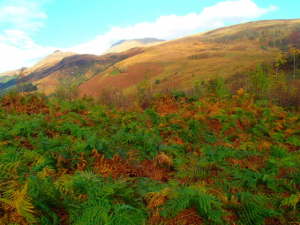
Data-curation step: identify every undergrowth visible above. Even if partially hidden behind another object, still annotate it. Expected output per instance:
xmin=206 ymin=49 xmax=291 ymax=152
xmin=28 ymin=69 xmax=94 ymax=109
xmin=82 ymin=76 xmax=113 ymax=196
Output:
xmin=0 ymin=90 xmax=299 ymax=225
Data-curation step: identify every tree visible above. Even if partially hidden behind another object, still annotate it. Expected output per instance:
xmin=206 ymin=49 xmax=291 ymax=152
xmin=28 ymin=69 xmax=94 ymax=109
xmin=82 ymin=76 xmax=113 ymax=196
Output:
xmin=53 ymin=78 xmax=79 ymax=101
xmin=289 ymin=47 xmax=300 ymax=79
xmin=16 ymin=67 xmax=27 ymax=94
xmin=274 ymin=52 xmax=287 ymax=78
xmin=250 ymin=65 xmax=270 ymax=99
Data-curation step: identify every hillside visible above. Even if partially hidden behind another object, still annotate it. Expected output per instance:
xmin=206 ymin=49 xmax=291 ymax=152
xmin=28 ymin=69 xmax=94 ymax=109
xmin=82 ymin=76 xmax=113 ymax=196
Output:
xmin=26 ymin=50 xmax=76 ymax=75
xmin=29 ymin=48 xmax=142 ymax=95
xmin=0 ymin=51 xmax=75 ymax=93
xmin=79 ymin=19 xmax=300 ymax=97
xmin=0 ymin=51 xmax=75 ymax=78
xmin=0 ymin=68 xmax=24 ymax=77
xmin=0 ymin=48 xmax=143 ymax=94
xmin=0 ymin=19 xmax=300 ymax=97
xmin=0 ymin=68 xmax=24 ymax=86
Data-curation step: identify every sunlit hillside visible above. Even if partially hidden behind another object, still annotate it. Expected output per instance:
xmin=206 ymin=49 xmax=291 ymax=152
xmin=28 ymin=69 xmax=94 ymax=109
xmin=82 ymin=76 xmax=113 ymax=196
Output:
xmin=78 ymin=19 xmax=300 ymax=97
xmin=0 ymin=19 xmax=299 ymax=98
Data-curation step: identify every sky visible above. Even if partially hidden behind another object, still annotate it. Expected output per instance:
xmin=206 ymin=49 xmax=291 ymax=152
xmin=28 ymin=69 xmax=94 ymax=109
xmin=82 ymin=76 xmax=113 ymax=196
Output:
xmin=0 ymin=0 xmax=299 ymax=72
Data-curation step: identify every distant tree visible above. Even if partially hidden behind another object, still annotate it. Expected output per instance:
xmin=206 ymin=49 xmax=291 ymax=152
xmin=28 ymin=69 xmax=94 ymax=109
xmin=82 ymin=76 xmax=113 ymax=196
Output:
xmin=288 ymin=46 xmax=300 ymax=79
xmin=16 ymin=67 xmax=27 ymax=94
xmin=250 ymin=65 xmax=270 ymax=99
xmin=191 ymin=80 xmax=208 ymax=98
xmin=98 ymin=87 xmax=127 ymax=108
xmin=274 ymin=52 xmax=287 ymax=78
xmin=53 ymin=78 xmax=79 ymax=101
xmin=136 ymin=79 xmax=154 ymax=108
xmin=208 ymin=77 xmax=230 ymax=99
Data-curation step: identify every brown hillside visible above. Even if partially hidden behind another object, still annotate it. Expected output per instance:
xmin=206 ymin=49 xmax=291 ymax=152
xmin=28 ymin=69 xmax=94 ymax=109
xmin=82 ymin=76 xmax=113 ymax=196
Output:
xmin=79 ymin=19 xmax=300 ymax=97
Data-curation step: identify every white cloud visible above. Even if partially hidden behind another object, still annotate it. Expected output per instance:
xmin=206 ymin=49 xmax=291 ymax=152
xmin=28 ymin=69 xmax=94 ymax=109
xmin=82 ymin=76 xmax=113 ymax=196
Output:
xmin=0 ymin=0 xmax=277 ymax=72
xmin=0 ymin=0 xmax=48 ymax=31
xmin=70 ymin=0 xmax=277 ymax=54
xmin=0 ymin=0 xmax=55 ymax=72
xmin=0 ymin=30 xmax=55 ymax=72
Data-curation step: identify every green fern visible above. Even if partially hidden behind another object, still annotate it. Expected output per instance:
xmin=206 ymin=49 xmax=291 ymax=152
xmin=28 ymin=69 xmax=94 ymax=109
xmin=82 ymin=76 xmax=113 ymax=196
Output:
xmin=161 ymin=186 xmax=223 ymax=224
xmin=237 ymin=192 xmax=278 ymax=225
xmin=0 ymin=183 xmax=37 ymax=224
xmin=281 ymin=193 xmax=300 ymax=210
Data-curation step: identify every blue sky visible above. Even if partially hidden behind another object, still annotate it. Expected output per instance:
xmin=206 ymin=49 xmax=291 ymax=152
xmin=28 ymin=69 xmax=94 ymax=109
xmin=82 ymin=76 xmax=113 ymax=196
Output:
xmin=0 ymin=0 xmax=299 ymax=72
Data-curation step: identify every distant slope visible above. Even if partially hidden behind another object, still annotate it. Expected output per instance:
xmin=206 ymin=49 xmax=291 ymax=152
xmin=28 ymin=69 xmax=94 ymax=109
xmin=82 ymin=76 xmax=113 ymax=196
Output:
xmin=79 ymin=19 xmax=300 ymax=98
xmin=0 ymin=68 xmax=23 ymax=77
xmin=0 ymin=50 xmax=75 ymax=92
xmin=1 ymin=19 xmax=300 ymax=97
xmin=0 ymin=46 xmax=144 ymax=93
xmin=0 ymin=51 xmax=75 ymax=78
xmin=0 ymin=48 xmax=143 ymax=94
xmin=26 ymin=50 xmax=76 ymax=75
xmin=33 ymin=48 xmax=143 ymax=95
xmin=107 ymin=38 xmax=164 ymax=53
xmin=0 ymin=69 xmax=22 ymax=86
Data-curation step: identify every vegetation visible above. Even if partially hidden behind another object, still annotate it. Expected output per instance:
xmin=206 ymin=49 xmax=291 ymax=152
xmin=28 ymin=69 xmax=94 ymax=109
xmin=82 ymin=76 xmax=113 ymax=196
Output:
xmin=0 ymin=82 xmax=299 ymax=225
xmin=0 ymin=19 xmax=300 ymax=225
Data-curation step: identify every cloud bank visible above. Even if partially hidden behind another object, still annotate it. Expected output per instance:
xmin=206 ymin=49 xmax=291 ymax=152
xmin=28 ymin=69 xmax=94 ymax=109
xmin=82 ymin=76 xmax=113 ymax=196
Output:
xmin=70 ymin=0 xmax=277 ymax=54
xmin=0 ymin=0 xmax=55 ymax=72
xmin=0 ymin=0 xmax=277 ymax=72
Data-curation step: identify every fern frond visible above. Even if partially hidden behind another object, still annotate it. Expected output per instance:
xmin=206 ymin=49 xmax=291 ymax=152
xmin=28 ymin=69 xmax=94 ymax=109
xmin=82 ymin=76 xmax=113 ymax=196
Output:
xmin=145 ymin=188 xmax=170 ymax=209
xmin=161 ymin=186 xmax=223 ymax=223
xmin=237 ymin=192 xmax=278 ymax=225
xmin=281 ymin=193 xmax=300 ymax=210
xmin=111 ymin=204 xmax=147 ymax=225
xmin=0 ymin=183 xmax=37 ymax=224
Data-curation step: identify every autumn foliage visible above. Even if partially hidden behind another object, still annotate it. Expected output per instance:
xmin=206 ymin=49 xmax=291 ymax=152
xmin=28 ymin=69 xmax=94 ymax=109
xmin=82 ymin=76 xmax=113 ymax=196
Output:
xmin=0 ymin=90 xmax=299 ymax=225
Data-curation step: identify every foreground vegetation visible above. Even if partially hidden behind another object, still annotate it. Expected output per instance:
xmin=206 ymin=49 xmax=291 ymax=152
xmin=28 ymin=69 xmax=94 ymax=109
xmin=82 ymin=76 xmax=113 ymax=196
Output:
xmin=0 ymin=88 xmax=299 ymax=225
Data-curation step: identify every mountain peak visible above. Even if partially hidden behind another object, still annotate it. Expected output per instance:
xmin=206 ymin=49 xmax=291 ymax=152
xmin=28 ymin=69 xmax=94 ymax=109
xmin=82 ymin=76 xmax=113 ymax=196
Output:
xmin=108 ymin=38 xmax=165 ymax=53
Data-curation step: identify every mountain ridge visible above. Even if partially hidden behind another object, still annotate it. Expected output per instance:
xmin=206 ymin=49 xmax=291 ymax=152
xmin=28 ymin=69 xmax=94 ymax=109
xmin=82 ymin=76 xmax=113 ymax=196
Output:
xmin=107 ymin=38 xmax=165 ymax=53
xmin=1 ymin=19 xmax=300 ymax=96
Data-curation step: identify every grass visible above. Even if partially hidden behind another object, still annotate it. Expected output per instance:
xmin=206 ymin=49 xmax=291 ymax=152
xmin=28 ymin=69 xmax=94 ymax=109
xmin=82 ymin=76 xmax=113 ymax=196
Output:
xmin=110 ymin=69 xmax=121 ymax=76
xmin=0 ymin=91 xmax=299 ymax=225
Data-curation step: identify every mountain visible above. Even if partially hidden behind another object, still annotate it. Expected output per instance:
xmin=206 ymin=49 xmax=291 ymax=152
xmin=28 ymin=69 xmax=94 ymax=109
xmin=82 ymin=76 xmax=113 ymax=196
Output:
xmin=26 ymin=50 xmax=76 ymax=75
xmin=0 ymin=50 xmax=75 ymax=93
xmin=0 ymin=48 xmax=143 ymax=94
xmin=0 ymin=68 xmax=24 ymax=77
xmin=107 ymin=38 xmax=165 ymax=53
xmin=32 ymin=48 xmax=143 ymax=95
xmin=0 ymin=51 xmax=75 ymax=78
xmin=1 ymin=19 xmax=300 ymax=96
xmin=0 ymin=68 xmax=24 ymax=85
xmin=79 ymin=19 xmax=300 ymax=97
